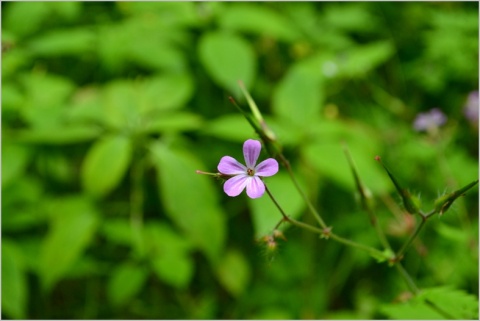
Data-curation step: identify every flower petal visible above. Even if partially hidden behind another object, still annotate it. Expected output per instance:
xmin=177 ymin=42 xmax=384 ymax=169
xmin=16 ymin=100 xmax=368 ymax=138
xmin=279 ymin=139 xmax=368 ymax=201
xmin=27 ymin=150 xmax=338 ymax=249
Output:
xmin=243 ymin=139 xmax=261 ymax=168
xmin=223 ymin=174 xmax=249 ymax=197
xmin=255 ymin=158 xmax=279 ymax=177
xmin=246 ymin=176 xmax=265 ymax=199
xmin=218 ymin=156 xmax=247 ymax=175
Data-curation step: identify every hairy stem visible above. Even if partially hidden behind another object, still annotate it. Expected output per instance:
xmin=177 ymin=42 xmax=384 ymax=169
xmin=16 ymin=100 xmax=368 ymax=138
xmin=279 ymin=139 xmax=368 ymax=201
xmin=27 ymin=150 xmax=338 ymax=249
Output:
xmin=264 ymin=183 xmax=387 ymax=260
xmin=277 ymin=154 xmax=327 ymax=229
xmin=396 ymin=213 xmax=427 ymax=260
xmin=394 ymin=262 xmax=420 ymax=295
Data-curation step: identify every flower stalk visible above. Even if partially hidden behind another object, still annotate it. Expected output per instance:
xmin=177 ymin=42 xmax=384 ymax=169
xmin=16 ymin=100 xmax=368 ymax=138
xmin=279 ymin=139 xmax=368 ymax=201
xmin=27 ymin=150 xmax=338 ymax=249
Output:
xmin=264 ymin=183 xmax=388 ymax=260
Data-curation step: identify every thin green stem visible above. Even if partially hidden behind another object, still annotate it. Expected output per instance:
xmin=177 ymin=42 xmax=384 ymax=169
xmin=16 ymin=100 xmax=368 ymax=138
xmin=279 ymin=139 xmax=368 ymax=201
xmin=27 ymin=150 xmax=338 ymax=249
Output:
xmin=264 ymin=183 xmax=387 ymax=260
xmin=264 ymin=183 xmax=289 ymax=221
xmin=329 ymin=233 xmax=386 ymax=259
xmin=394 ymin=262 xmax=420 ymax=295
xmin=278 ymin=154 xmax=327 ymax=228
xmin=396 ymin=214 xmax=427 ymax=259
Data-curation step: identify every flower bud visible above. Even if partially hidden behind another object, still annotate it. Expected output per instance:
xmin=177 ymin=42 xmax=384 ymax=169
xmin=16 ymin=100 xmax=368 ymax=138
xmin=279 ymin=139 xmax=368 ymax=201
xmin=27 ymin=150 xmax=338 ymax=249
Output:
xmin=273 ymin=229 xmax=287 ymax=241
xmin=375 ymin=156 xmax=420 ymax=215
xmin=434 ymin=180 xmax=478 ymax=216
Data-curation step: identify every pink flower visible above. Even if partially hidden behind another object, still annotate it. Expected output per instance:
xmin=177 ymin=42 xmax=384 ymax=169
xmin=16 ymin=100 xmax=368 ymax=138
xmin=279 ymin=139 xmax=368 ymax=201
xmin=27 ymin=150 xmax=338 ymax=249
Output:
xmin=413 ymin=108 xmax=447 ymax=132
xmin=464 ymin=91 xmax=479 ymax=124
xmin=217 ymin=139 xmax=278 ymax=199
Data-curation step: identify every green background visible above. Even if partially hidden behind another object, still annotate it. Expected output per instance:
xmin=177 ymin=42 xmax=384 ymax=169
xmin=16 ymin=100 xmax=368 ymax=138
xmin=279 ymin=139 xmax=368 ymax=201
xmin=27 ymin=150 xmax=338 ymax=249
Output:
xmin=2 ymin=2 xmax=479 ymax=319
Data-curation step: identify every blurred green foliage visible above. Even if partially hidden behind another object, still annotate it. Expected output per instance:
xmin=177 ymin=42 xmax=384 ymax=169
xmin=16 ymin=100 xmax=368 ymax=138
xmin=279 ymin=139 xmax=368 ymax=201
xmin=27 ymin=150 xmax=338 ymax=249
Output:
xmin=2 ymin=2 xmax=478 ymax=319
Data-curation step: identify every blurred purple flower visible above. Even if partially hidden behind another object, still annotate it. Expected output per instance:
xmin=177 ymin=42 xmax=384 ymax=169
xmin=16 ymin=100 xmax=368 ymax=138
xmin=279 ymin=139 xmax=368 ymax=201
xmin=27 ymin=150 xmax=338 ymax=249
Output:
xmin=217 ymin=139 xmax=278 ymax=199
xmin=463 ymin=91 xmax=478 ymax=124
xmin=413 ymin=108 xmax=447 ymax=132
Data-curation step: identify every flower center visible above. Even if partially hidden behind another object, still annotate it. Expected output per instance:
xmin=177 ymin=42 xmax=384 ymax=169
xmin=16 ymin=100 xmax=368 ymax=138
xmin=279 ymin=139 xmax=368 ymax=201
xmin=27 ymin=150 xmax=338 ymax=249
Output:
xmin=247 ymin=168 xmax=255 ymax=176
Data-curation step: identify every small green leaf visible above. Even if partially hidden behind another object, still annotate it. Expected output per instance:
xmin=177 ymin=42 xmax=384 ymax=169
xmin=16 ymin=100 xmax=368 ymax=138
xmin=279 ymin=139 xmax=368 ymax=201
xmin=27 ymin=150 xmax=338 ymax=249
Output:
xmin=14 ymin=126 xmax=102 ymax=145
xmin=340 ymin=41 xmax=394 ymax=77
xmin=21 ymin=72 xmax=75 ymax=110
xmin=203 ymin=114 xmax=255 ymax=143
xmin=2 ymin=143 xmax=31 ymax=188
xmin=81 ymin=134 xmax=133 ymax=198
xmin=101 ymin=75 xmax=193 ymax=130
xmin=198 ymin=31 xmax=256 ymax=94
xmin=129 ymin=38 xmax=187 ymax=72
xmin=100 ymin=218 xmax=133 ymax=247
xmin=39 ymin=197 xmax=98 ymax=291
xmin=2 ymin=83 xmax=25 ymax=112
xmin=219 ymin=3 xmax=301 ymax=42
xmin=27 ymin=27 xmax=96 ymax=56
xmin=216 ymin=249 xmax=251 ymax=297
xmin=304 ymin=130 xmax=391 ymax=195
xmin=107 ymin=262 xmax=148 ymax=307
xmin=272 ymin=64 xmax=324 ymax=126
xmin=2 ymin=241 xmax=28 ymax=319
xmin=140 ymin=74 xmax=194 ymax=112
xmin=150 ymin=141 xmax=226 ymax=263
xmin=4 ymin=2 xmax=51 ymax=37
xmin=145 ymin=223 xmax=194 ymax=289
xmin=143 ymin=112 xmax=202 ymax=134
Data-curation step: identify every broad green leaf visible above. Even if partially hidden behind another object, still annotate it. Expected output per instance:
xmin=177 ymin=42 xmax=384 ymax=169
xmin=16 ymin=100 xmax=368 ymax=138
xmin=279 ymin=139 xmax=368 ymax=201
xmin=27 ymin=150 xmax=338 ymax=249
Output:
xmin=101 ymin=75 xmax=193 ymax=129
xmin=66 ymin=86 xmax=103 ymax=123
xmin=339 ymin=41 xmax=394 ymax=77
xmin=2 ymin=83 xmax=24 ymax=112
xmin=151 ymin=254 xmax=193 ymax=289
xmin=203 ymin=114 xmax=256 ymax=143
xmin=107 ymin=262 xmax=148 ymax=307
xmin=381 ymin=287 xmax=478 ymax=320
xmin=323 ymin=3 xmax=378 ymax=32
xmin=100 ymin=218 xmax=133 ymax=247
xmin=21 ymin=72 xmax=75 ymax=110
xmin=304 ymin=141 xmax=390 ymax=194
xmin=145 ymin=222 xmax=194 ymax=289
xmin=249 ymin=172 xmax=305 ymax=238
xmin=140 ymin=74 xmax=194 ymax=112
xmin=129 ymin=39 xmax=187 ymax=72
xmin=119 ymin=2 xmax=199 ymax=27
xmin=380 ymin=300 xmax=445 ymax=320
xmin=81 ymin=135 xmax=132 ymax=198
xmin=14 ymin=126 xmax=102 ymax=145
xmin=272 ymin=63 xmax=324 ymax=126
xmin=418 ymin=287 xmax=479 ymax=319
xmin=216 ymin=249 xmax=251 ymax=297
xmin=2 ymin=47 xmax=31 ymax=79
xmin=2 ymin=241 xmax=28 ymax=319
xmin=150 ymin=141 xmax=226 ymax=263
xmin=39 ymin=197 xmax=98 ymax=291
xmin=2 ymin=143 xmax=31 ymax=188
xmin=304 ymin=120 xmax=391 ymax=194
xmin=198 ymin=31 xmax=256 ymax=94
xmin=27 ymin=27 xmax=96 ymax=56
xmin=97 ymin=24 xmax=131 ymax=72
xmin=101 ymin=80 xmax=142 ymax=129
xmin=49 ymin=2 xmax=82 ymax=21
xmin=19 ymin=73 xmax=75 ymax=128
xmin=143 ymin=112 xmax=203 ymax=134
xmin=219 ymin=4 xmax=300 ymax=42
xmin=3 ymin=2 xmax=51 ymax=37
